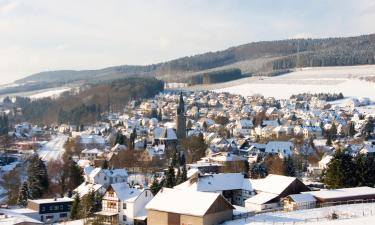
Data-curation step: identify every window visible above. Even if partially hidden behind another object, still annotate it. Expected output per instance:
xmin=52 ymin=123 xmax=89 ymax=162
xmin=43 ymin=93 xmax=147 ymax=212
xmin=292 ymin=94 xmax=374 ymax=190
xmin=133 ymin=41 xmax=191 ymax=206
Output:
xmin=54 ymin=205 xmax=59 ymax=210
xmin=41 ymin=207 xmax=45 ymax=212
xmin=60 ymin=213 xmax=67 ymax=218
xmin=60 ymin=205 xmax=63 ymax=210
xmin=107 ymin=202 xmax=117 ymax=209
xmin=46 ymin=215 xmax=54 ymax=219
xmin=123 ymin=215 xmax=127 ymax=221
xmin=108 ymin=191 xmax=114 ymax=197
xmin=49 ymin=206 xmax=53 ymax=210
xmin=145 ymin=191 xmax=148 ymax=197
xmin=123 ymin=203 xmax=127 ymax=209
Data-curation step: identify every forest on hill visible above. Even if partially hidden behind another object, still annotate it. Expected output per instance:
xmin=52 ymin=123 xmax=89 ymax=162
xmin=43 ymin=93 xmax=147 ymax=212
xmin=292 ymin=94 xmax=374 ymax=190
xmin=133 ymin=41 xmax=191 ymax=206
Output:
xmin=11 ymin=77 xmax=164 ymax=124
xmin=16 ymin=34 xmax=375 ymax=84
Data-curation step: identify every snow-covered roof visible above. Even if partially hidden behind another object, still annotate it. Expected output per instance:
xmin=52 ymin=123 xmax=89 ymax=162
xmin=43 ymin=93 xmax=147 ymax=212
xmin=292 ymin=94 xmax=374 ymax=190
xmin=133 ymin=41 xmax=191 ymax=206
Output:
xmin=154 ymin=127 xmax=177 ymax=140
xmin=287 ymin=194 xmax=316 ymax=203
xmin=174 ymin=173 xmax=252 ymax=192
xmin=251 ymin=174 xmax=297 ymax=195
xmin=28 ymin=197 xmax=73 ymax=204
xmin=74 ymin=182 xmax=103 ymax=198
xmin=110 ymin=182 xmax=141 ymax=202
xmin=303 ymin=187 xmax=375 ymax=200
xmin=245 ymin=192 xmax=278 ymax=205
xmin=146 ymin=188 xmax=232 ymax=216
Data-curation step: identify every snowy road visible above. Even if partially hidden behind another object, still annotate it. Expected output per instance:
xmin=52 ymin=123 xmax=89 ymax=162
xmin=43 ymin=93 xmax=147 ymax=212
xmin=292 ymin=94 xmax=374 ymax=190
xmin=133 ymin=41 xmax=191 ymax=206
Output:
xmin=37 ymin=135 xmax=68 ymax=161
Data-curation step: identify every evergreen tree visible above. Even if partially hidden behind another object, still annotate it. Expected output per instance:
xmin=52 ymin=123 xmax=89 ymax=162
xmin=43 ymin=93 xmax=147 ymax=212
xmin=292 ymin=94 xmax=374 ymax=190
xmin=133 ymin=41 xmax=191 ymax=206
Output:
xmin=157 ymin=109 xmax=162 ymax=121
xmin=175 ymin=167 xmax=182 ymax=185
xmin=164 ymin=165 xmax=176 ymax=188
xmin=181 ymin=164 xmax=188 ymax=182
xmin=326 ymin=134 xmax=332 ymax=146
xmin=150 ymin=178 xmax=162 ymax=195
xmin=17 ymin=182 xmax=30 ymax=207
xmin=249 ymin=162 xmax=268 ymax=179
xmin=331 ymin=123 xmax=337 ymax=139
xmin=180 ymin=154 xmax=186 ymax=167
xmin=102 ymin=160 xmax=109 ymax=169
xmin=348 ymin=122 xmax=356 ymax=137
xmin=70 ymin=195 xmax=81 ymax=220
xmin=27 ymin=155 xmax=49 ymax=199
xmin=150 ymin=108 xmax=158 ymax=119
xmin=171 ymin=151 xmax=178 ymax=167
xmin=322 ymin=149 xmax=357 ymax=188
xmin=80 ymin=190 xmax=101 ymax=217
xmin=283 ymin=157 xmax=296 ymax=177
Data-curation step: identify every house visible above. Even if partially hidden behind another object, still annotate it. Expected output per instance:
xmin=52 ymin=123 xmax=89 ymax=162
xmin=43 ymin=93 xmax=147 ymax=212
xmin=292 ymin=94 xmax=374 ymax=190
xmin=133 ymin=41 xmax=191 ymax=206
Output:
xmin=25 ymin=197 xmax=73 ymax=223
xmin=141 ymin=144 xmax=166 ymax=161
xmin=95 ymin=182 xmax=153 ymax=225
xmin=73 ymin=182 xmax=106 ymax=198
xmin=79 ymin=134 xmax=106 ymax=149
xmin=265 ymin=141 xmax=294 ymax=158
xmin=245 ymin=174 xmax=310 ymax=212
xmin=85 ymin=168 xmax=128 ymax=188
xmin=146 ymin=188 xmax=234 ymax=225
xmin=153 ymin=127 xmax=177 ymax=148
xmin=283 ymin=194 xmax=317 ymax=211
xmin=174 ymin=173 xmax=254 ymax=206
xmin=234 ymin=119 xmax=253 ymax=136
xmin=81 ymin=148 xmax=104 ymax=160
xmin=303 ymin=126 xmax=322 ymax=139
xmin=186 ymin=162 xmax=222 ymax=174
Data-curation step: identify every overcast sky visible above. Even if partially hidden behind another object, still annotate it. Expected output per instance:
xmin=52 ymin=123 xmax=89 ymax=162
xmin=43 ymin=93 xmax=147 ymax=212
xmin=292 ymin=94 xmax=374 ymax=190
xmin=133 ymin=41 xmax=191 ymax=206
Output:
xmin=0 ymin=0 xmax=374 ymax=84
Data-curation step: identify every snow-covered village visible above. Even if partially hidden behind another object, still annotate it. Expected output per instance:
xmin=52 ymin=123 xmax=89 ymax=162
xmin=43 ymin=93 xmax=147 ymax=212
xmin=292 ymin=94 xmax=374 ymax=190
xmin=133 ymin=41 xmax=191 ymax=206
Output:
xmin=2 ymin=1 xmax=375 ymax=225
xmin=0 ymin=88 xmax=375 ymax=224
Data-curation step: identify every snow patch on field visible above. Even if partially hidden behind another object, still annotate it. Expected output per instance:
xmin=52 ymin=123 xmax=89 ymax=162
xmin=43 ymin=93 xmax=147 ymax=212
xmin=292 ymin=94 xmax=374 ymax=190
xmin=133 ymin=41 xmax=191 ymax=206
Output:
xmin=224 ymin=203 xmax=375 ymax=225
xmin=29 ymin=87 xmax=71 ymax=99
xmin=37 ymin=135 xmax=68 ymax=161
xmin=212 ymin=65 xmax=375 ymax=100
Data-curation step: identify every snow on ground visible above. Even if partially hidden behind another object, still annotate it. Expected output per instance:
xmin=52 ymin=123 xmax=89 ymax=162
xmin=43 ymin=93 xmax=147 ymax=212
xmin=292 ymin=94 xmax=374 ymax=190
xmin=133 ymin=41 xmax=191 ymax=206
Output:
xmin=37 ymin=134 xmax=68 ymax=161
xmin=224 ymin=203 xmax=375 ymax=225
xmin=209 ymin=65 xmax=375 ymax=100
xmin=29 ymin=87 xmax=71 ymax=99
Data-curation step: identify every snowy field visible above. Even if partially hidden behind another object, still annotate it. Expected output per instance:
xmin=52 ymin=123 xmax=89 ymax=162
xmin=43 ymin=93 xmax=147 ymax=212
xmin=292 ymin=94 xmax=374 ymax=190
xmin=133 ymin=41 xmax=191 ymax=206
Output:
xmin=37 ymin=135 xmax=68 ymax=161
xmin=207 ymin=65 xmax=375 ymax=100
xmin=225 ymin=203 xmax=375 ymax=225
xmin=29 ymin=87 xmax=71 ymax=99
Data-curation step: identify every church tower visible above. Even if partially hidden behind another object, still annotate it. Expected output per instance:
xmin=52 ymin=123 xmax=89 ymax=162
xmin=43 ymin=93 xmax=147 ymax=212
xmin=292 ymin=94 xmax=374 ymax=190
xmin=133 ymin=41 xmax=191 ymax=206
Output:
xmin=176 ymin=92 xmax=186 ymax=140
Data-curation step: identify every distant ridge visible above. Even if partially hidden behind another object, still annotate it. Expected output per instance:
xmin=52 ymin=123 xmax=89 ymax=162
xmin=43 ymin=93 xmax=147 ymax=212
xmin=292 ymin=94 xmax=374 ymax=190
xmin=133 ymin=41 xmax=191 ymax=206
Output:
xmin=17 ymin=33 xmax=375 ymax=84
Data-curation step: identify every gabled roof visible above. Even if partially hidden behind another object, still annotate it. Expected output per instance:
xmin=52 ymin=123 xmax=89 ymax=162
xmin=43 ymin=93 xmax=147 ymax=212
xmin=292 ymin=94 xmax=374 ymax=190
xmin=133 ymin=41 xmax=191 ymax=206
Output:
xmin=110 ymin=182 xmax=141 ymax=202
xmin=287 ymin=194 xmax=316 ymax=203
xmin=174 ymin=173 xmax=252 ymax=192
xmin=245 ymin=192 xmax=278 ymax=205
xmin=251 ymin=174 xmax=297 ymax=195
xmin=146 ymin=188 xmax=234 ymax=217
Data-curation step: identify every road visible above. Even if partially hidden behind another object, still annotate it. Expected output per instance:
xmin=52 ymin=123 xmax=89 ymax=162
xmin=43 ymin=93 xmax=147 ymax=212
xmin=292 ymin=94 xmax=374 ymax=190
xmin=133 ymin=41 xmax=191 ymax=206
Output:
xmin=37 ymin=134 xmax=68 ymax=162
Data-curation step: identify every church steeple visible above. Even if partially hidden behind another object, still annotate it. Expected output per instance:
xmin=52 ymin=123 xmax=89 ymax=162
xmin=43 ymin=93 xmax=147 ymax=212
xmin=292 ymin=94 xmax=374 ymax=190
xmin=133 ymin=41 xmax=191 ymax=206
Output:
xmin=176 ymin=92 xmax=186 ymax=140
xmin=177 ymin=92 xmax=185 ymax=115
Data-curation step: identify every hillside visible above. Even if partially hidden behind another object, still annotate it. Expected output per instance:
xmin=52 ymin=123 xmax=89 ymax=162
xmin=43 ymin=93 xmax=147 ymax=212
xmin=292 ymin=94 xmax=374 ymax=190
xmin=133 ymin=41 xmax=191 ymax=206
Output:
xmin=15 ymin=77 xmax=164 ymax=124
xmin=16 ymin=34 xmax=375 ymax=84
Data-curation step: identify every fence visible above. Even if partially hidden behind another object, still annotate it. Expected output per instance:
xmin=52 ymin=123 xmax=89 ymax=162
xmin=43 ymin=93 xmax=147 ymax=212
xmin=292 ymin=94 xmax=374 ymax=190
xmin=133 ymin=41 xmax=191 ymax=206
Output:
xmin=237 ymin=209 xmax=375 ymax=224
xmin=234 ymin=199 xmax=375 ymax=224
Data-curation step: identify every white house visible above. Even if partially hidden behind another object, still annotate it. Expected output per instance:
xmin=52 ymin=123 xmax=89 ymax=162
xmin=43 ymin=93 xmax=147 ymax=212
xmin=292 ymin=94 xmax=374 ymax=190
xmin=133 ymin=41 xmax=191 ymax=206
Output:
xmin=96 ymin=182 xmax=153 ymax=225
xmin=174 ymin=173 xmax=254 ymax=206
xmin=86 ymin=168 xmax=128 ymax=188
xmin=265 ymin=141 xmax=294 ymax=158
xmin=234 ymin=119 xmax=254 ymax=136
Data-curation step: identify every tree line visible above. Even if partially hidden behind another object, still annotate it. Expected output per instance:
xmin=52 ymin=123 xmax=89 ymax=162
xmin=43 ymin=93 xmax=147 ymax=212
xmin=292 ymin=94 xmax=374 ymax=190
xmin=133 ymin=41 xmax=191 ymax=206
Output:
xmin=322 ymin=149 xmax=375 ymax=189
